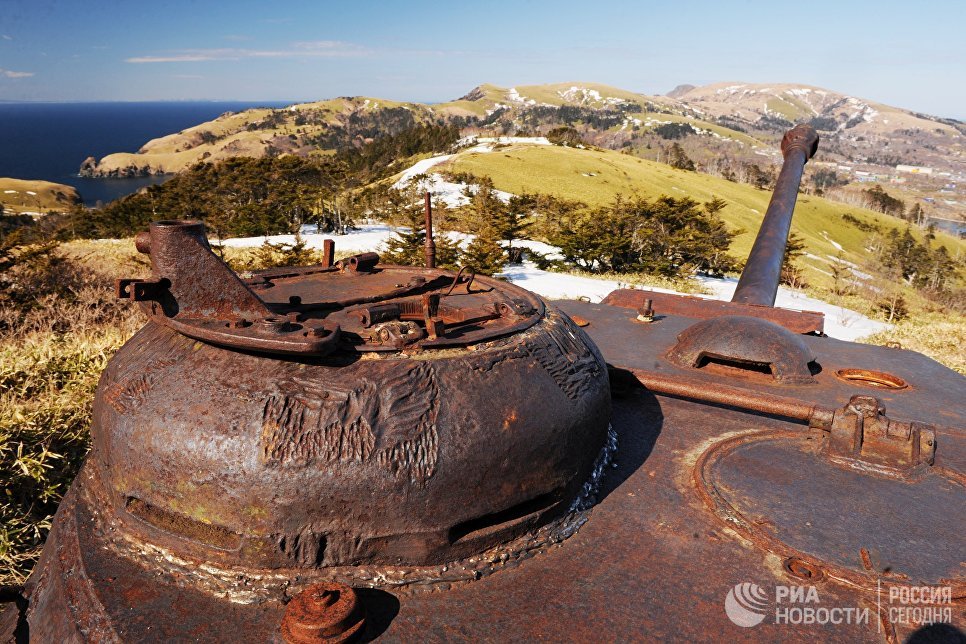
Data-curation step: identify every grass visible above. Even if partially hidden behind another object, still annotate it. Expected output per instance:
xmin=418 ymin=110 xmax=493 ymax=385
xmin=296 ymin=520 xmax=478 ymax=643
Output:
xmin=861 ymin=311 xmax=966 ymax=375
xmin=0 ymin=238 xmax=337 ymax=584
xmin=444 ymin=143 xmax=966 ymax=291
xmin=0 ymin=178 xmax=80 ymax=214
xmin=765 ymin=96 xmax=807 ymax=121
xmin=0 ymin=240 xmax=146 ymax=584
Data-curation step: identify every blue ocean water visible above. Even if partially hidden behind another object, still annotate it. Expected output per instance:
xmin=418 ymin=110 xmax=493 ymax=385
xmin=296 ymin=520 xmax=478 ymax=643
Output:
xmin=0 ymin=101 xmax=290 ymax=206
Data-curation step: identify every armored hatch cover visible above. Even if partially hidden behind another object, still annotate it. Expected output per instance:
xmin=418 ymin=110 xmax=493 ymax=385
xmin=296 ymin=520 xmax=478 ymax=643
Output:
xmin=16 ymin=124 xmax=966 ymax=642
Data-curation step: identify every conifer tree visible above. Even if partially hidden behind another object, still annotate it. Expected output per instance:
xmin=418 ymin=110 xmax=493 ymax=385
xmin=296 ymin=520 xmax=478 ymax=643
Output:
xmin=379 ymin=186 xmax=460 ymax=269
xmin=780 ymin=231 xmax=808 ymax=288
xmin=455 ymin=181 xmax=506 ymax=274
xmin=460 ymin=224 xmax=507 ymax=276
xmin=666 ymin=143 xmax=695 ymax=171
xmin=500 ymin=195 xmax=535 ymax=262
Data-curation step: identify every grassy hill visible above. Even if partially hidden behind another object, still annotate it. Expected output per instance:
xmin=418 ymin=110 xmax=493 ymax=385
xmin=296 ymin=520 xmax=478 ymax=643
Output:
xmin=436 ymin=143 xmax=965 ymax=289
xmin=0 ymin=178 xmax=80 ymax=214
xmin=82 ymin=97 xmax=439 ymax=177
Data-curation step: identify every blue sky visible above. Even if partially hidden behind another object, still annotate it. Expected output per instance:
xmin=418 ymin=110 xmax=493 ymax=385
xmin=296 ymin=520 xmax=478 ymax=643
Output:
xmin=1 ymin=0 xmax=963 ymax=117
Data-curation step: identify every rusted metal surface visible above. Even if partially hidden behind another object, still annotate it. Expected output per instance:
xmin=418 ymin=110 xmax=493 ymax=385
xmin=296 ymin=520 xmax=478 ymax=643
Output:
xmin=116 ymin=219 xmax=561 ymax=355
xmin=556 ymin=299 xmax=966 ymax=437
xmin=26 ymin=293 xmax=965 ymax=641
xmin=28 ymin=218 xmax=612 ymax=638
xmin=424 ymin=191 xmax=436 ymax=270
xmin=25 ymin=388 xmax=963 ymax=641
xmin=282 ymin=582 xmax=366 ymax=643
xmin=667 ymin=315 xmax=818 ymax=384
xmin=602 ymin=288 xmax=825 ymax=334
xmin=732 ymin=124 xmax=820 ymax=306
xmin=825 ymin=395 xmax=936 ymax=472
xmin=24 ymin=125 xmax=966 ymax=641
xmin=0 ymin=586 xmax=26 ymax=644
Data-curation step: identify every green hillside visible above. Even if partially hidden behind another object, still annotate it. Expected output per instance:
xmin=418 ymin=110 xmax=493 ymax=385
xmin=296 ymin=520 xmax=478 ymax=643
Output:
xmin=440 ymin=143 xmax=965 ymax=287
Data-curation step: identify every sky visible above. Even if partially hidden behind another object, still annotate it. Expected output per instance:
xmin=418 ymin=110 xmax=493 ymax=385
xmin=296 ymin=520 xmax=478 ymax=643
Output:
xmin=0 ymin=0 xmax=964 ymax=118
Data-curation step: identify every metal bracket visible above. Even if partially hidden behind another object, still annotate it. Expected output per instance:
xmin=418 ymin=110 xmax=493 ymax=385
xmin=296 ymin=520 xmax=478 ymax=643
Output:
xmin=369 ymin=321 xmax=426 ymax=349
xmin=497 ymin=297 xmax=536 ymax=317
xmin=825 ymin=395 xmax=936 ymax=472
xmin=117 ymin=220 xmax=342 ymax=356
xmin=116 ymin=278 xmax=168 ymax=302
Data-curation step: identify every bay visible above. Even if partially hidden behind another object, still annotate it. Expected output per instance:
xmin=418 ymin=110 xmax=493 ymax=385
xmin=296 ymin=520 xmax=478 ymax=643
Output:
xmin=0 ymin=101 xmax=291 ymax=206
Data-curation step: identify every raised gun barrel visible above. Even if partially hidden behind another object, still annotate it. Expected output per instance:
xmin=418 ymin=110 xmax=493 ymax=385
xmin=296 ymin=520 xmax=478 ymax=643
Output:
xmin=731 ymin=124 xmax=819 ymax=306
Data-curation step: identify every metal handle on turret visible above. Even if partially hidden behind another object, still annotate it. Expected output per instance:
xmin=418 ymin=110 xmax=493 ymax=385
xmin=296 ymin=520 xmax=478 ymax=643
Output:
xmin=731 ymin=124 xmax=819 ymax=306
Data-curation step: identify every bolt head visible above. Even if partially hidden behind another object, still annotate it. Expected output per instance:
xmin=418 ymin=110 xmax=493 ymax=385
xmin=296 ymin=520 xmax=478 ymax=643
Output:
xmin=281 ymin=582 xmax=365 ymax=643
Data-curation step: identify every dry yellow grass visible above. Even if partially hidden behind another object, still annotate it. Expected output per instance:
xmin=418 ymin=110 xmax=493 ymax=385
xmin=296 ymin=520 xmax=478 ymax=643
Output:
xmin=0 ymin=177 xmax=80 ymax=214
xmin=0 ymin=240 xmax=145 ymax=583
xmin=861 ymin=311 xmax=966 ymax=375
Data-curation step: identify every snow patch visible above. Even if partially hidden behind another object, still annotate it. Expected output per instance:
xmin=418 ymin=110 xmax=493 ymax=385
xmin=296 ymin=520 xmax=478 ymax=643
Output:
xmin=820 ymin=231 xmax=844 ymax=250
xmin=507 ymin=87 xmax=536 ymax=106
xmin=219 ymin=226 xmax=889 ymax=341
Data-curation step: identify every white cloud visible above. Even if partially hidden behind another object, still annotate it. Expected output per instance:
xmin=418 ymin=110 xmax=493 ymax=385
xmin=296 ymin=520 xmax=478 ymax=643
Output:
xmin=126 ymin=54 xmax=223 ymax=63
xmin=0 ymin=68 xmax=34 ymax=78
xmin=1 ymin=34 xmax=12 ymax=41
xmin=125 ymin=41 xmax=370 ymax=64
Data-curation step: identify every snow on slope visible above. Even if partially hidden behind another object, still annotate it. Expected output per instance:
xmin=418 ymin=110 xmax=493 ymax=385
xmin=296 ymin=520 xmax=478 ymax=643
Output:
xmin=220 ymin=224 xmax=888 ymax=341
xmin=391 ymin=139 xmax=547 ymax=207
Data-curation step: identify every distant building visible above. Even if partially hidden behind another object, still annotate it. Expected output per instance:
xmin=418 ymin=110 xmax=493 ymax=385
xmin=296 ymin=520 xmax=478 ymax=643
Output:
xmin=853 ymin=171 xmax=885 ymax=183
xmin=895 ymin=164 xmax=933 ymax=175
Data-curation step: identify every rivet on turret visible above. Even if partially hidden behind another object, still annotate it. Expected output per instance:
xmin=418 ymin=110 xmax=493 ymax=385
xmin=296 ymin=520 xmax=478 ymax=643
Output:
xmin=281 ymin=582 xmax=366 ymax=643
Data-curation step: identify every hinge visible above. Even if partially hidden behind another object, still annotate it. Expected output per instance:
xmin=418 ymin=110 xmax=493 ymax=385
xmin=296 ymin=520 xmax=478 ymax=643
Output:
xmin=825 ymin=395 xmax=935 ymax=473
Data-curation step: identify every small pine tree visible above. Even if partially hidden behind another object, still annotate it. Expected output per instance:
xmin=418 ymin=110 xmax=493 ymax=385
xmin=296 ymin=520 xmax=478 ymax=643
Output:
xmin=231 ymin=233 xmax=320 ymax=271
xmin=780 ymin=231 xmax=808 ymax=288
xmin=379 ymin=188 xmax=461 ymax=269
xmin=703 ymin=196 xmax=727 ymax=217
xmin=460 ymin=224 xmax=506 ymax=276
xmin=877 ymin=291 xmax=908 ymax=322
xmin=829 ymin=253 xmax=855 ymax=296
xmin=500 ymin=195 xmax=535 ymax=260
xmin=666 ymin=143 xmax=695 ymax=171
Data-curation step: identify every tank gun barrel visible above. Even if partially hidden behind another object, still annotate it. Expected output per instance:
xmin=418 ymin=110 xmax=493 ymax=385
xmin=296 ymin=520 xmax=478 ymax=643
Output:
xmin=731 ymin=124 xmax=819 ymax=306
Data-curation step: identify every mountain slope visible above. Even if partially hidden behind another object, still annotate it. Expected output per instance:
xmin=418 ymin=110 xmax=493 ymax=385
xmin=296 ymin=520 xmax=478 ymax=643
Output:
xmin=406 ymin=141 xmax=965 ymax=289
xmin=671 ymin=81 xmax=961 ymax=136
xmin=78 ymin=80 xmax=964 ymax=224
xmin=80 ymin=97 xmax=439 ymax=177
xmin=0 ymin=178 xmax=80 ymax=214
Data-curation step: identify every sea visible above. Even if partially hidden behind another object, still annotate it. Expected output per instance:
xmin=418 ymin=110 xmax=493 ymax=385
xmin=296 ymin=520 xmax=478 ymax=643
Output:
xmin=0 ymin=101 xmax=291 ymax=207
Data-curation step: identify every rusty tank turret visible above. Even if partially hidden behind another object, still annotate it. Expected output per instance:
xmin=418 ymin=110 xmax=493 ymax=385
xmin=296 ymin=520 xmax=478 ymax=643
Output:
xmin=15 ymin=125 xmax=966 ymax=642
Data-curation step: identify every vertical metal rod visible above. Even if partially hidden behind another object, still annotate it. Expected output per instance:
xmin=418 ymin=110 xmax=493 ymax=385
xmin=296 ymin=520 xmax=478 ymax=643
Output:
xmin=322 ymin=239 xmax=335 ymax=268
xmin=424 ymin=191 xmax=436 ymax=269
xmin=731 ymin=125 xmax=819 ymax=306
